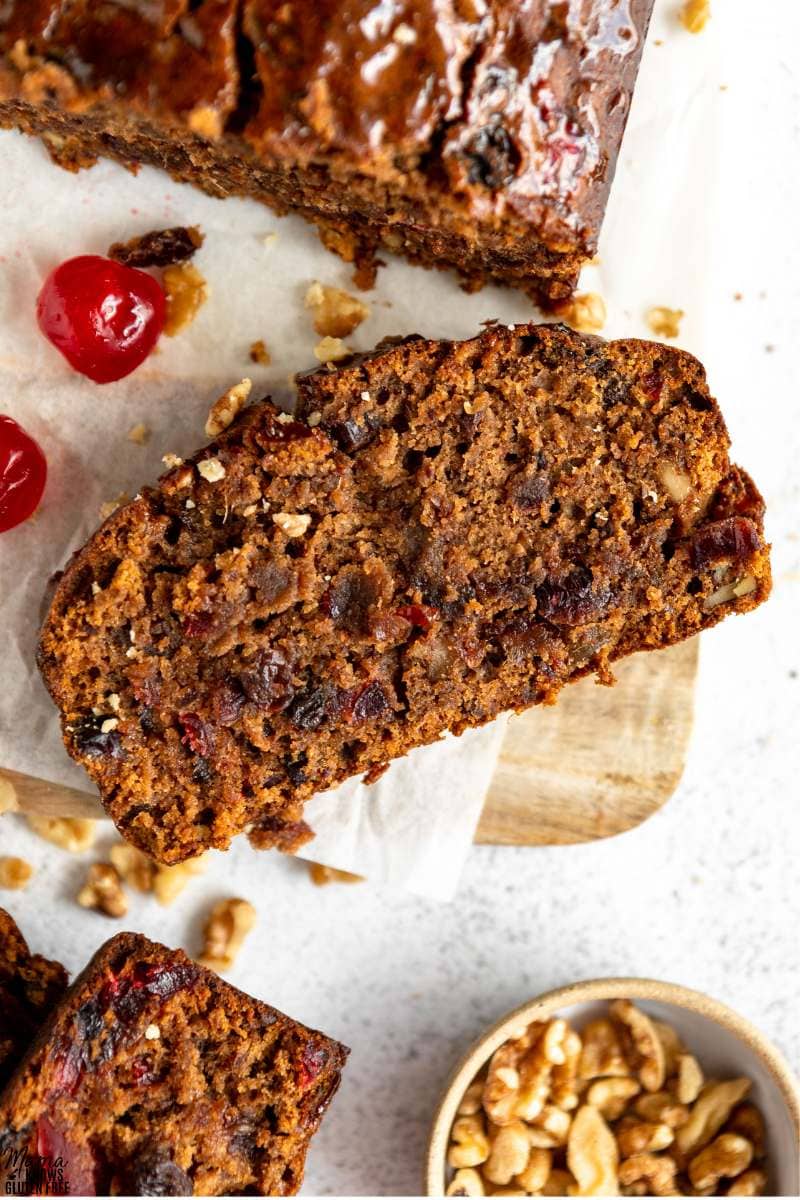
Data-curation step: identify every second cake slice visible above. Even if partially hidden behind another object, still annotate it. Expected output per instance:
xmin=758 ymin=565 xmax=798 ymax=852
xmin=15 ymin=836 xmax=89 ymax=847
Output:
xmin=38 ymin=324 xmax=770 ymax=864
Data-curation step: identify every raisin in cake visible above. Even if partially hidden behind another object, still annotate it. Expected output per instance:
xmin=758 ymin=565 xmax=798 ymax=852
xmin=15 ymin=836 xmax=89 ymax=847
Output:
xmin=0 ymin=909 xmax=67 ymax=1091
xmin=38 ymin=324 xmax=770 ymax=866
xmin=0 ymin=932 xmax=347 ymax=1196
xmin=0 ymin=1 xmax=654 ymax=305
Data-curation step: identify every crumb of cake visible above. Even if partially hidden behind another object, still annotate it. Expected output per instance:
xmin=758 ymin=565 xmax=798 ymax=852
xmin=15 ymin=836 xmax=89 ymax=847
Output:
xmin=162 ymin=454 xmax=183 ymax=470
xmin=262 ymin=232 xmax=278 ymax=248
xmin=144 ymin=1023 xmax=161 ymax=1040
xmin=197 ymin=897 xmax=257 ymax=972
xmin=187 ymin=103 xmax=223 ymax=139
xmin=109 ymin=225 xmax=203 ymax=269
xmin=0 ymin=778 xmax=18 ymax=815
xmin=314 ymin=335 xmax=351 ymax=363
xmin=26 ymin=815 xmax=96 ymax=853
xmin=273 ymin=511 xmax=311 ymax=538
xmin=680 ymin=0 xmax=711 ymax=33
xmin=249 ymin=338 xmax=271 ymax=365
xmin=77 ymin=862 xmax=128 ymax=917
xmin=305 ymin=281 xmax=370 ymax=338
xmin=308 ymin=863 xmax=364 ymax=886
xmin=128 ymin=422 xmax=151 ymax=445
xmin=163 ymin=262 xmax=209 ymax=336
xmin=205 ymin=378 xmax=252 ymax=437
xmin=98 ymin=492 xmax=130 ymax=521
xmin=0 ymin=856 xmax=34 ymax=890
xmin=646 ymin=306 xmax=684 ymax=339
xmin=197 ymin=457 xmax=226 ymax=482
xmin=446 ymin=1000 xmax=767 ymax=1197
xmin=555 ymin=292 xmax=606 ymax=334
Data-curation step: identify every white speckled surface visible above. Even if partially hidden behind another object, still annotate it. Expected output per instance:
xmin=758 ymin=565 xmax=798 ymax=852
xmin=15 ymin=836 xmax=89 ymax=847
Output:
xmin=1 ymin=0 xmax=800 ymax=1195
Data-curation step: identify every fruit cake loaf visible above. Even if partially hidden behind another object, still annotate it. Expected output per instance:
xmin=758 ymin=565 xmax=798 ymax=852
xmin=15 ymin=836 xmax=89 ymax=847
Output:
xmin=38 ymin=323 xmax=770 ymax=866
xmin=0 ymin=1 xmax=654 ymax=306
xmin=0 ymin=932 xmax=347 ymax=1196
xmin=0 ymin=909 xmax=68 ymax=1091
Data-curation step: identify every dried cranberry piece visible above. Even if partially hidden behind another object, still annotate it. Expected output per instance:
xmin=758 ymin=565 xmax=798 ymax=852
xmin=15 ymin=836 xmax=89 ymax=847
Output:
xmin=297 ymin=1044 xmax=328 ymax=1089
xmin=130 ymin=1054 xmax=160 ymax=1086
xmin=507 ymin=464 xmax=550 ymax=509
xmin=691 ymin=517 xmax=761 ymax=569
xmin=395 ymin=603 xmax=437 ymax=632
xmin=370 ymin=611 xmax=412 ymax=643
xmin=132 ymin=959 xmax=198 ymax=997
xmin=640 ymin=369 xmax=664 ymax=401
xmin=239 ymin=649 xmax=291 ymax=708
xmin=122 ymin=1146 xmax=192 ymax=1196
xmin=284 ymin=683 xmax=336 ymax=730
xmin=178 ymin=712 xmax=212 ymax=757
xmin=536 ymin=567 xmax=610 ymax=626
xmin=212 ymin=680 xmax=246 ymax=726
xmin=72 ymin=716 xmax=125 ymax=761
xmin=463 ymin=120 xmax=519 ymax=189
xmin=35 ymin=1116 xmax=100 ymax=1196
xmin=182 ymin=611 xmax=214 ymax=639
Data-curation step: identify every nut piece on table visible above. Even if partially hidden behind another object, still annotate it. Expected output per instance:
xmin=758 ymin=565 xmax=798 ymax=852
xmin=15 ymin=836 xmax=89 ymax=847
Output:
xmin=609 ymin=999 xmax=666 ymax=1092
xmin=554 ymin=292 xmax=606 ymax=334
xmin=163 ymin=262 xmax=209 ymax=336
xmin=305 ymin=281 xmax=370 ymax=338
xmin=676 ymin=1078 xmax=751 ymax=1157
xmin=0 ymin=856 xmax=34 ymax=889
xmin=566 ymin=1104 xmax=619 ymax=1196
xmin=680 ymin=0 xmax=711 ymax=34
xmin=249 ymin=339 xmax=271 ymax=366
xmin=26 ymin=815 xmax=96 ymax=853
xmin=688 ymin=1133 xmax=754 ymax=1192
xmin=153 ymin=855 xmax=209 ymax=905
xmin=77 ymin=862 xmax=128 ymax=918
xmin=0 ymin=777 xmax=19 ymax=814
xmin=110 ymin=842 xmax=156 ymax=892
xmin=646 ymin=306 xmax=684 ymax=339
xmin=308 ymin=862 xmax=365 ymax=885
xmin=314 ymin=335 xmax=352 ymax=364
xmin=205 ymin=378 xmax=252 ymax=437
xmin=197 ymin=897 xmax=257 ymax=973
xmin=448 ymin=1115 xmax=491 ymax=1169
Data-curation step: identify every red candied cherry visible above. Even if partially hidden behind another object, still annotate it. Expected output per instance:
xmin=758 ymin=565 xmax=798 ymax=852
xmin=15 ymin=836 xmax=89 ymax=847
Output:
xmin=0 ymin=415 xmax=47 ymax=532
xmin=36 ymin=255 xmax=166 ymax=384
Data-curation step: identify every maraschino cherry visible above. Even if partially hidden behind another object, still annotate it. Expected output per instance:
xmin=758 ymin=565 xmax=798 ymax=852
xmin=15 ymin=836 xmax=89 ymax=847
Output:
xmin=37 ymin=255 xmax=165 ymax=384
xmin=0 ymin=415 xmax=47 ymax=532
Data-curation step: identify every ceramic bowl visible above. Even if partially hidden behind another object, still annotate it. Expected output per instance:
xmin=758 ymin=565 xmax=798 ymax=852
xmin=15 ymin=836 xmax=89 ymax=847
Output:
xmin=426 ymin=978 xmax=800 ymax=1196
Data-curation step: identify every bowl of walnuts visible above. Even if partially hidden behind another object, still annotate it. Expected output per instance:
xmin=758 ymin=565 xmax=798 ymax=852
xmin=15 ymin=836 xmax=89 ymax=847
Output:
xmin=426 ymin=978 xmax=800 ymax=1197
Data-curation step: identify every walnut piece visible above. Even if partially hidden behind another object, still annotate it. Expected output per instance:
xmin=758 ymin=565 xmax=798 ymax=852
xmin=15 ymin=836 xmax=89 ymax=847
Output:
xmin=110 ymin=842 xmax=156 ymax=892
xmin=314 ymin=335 xmax=351 ymax=364
xmin=609 ymin=998 xmax=666 ymax=1092
xmin=305 ymin=281 xmax=370 ymax=337
xmin=0 ymin=777 xmax=19 ymax=815
xmin=77 ymin=862 xmax=128 ymax=917
xmin=555 ymin=292 xmax=606 ymax=334
xmin=26 ymin=815 xmax=96 ymax=853
xmin=681 ymin=0 xmax=710 ymax=33
xmin=646 ymin=306 xmax=685 ymax=339
xmin=566 ymin=1104 xmax=619 ymax=1196
xmin=197 ymin=457 xmax=226 ymax=483
xmin=127 ymin=422 xmax=151 ymax=445
xmin=0 ymin=856 xmax=34 ymax=889
xmin=163 ymin=262 xmax=209 ymax=337
xmin=689 ymin=1134 xmax=753 ymax=1191
xmin=197 ymin=897 xmax=257 ymax=972
xmin=205 ymin=378 xmax=251 ymax=437
xmin=273 ymin=511 xmax=311 ymax=538
xmin=308 ymin=863 xmax=364 ymax=885
xmin=152 ymin=854 xmax=209 ymax=906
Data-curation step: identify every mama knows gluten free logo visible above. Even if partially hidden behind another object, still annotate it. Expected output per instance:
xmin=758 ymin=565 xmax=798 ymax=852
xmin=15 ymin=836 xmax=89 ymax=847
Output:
xmin=2 ymin=1145 xmax=71 ymax=1196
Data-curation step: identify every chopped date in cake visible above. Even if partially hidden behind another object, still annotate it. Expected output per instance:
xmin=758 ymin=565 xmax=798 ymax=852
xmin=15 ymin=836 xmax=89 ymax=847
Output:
xmin=38 ymin=324 xmax=770 ymax=866
xmin=0 ymin=934 xmax=348 ymax=1196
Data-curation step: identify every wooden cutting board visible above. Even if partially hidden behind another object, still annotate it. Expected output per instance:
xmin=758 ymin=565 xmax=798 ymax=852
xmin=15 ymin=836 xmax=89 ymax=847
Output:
xmin=2 ymin=640 xmax=698 ymax=845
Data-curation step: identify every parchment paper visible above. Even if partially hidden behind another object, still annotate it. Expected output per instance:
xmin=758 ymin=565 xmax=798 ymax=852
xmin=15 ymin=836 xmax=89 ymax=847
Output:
xmin=0 ymin=0 xmax=719 ymax=898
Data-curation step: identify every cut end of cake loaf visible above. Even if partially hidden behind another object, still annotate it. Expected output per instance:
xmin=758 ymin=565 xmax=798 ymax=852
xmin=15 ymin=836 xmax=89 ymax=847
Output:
xmin=0 ymin=932 xmax=348 ymax=1196
xmin=0 ymin=1 xmax=655 ymax=304
xmin=0 ymin=908 xmax=68 ymax=1092
xmin=38 ymin=324 xmax=770 ymax=865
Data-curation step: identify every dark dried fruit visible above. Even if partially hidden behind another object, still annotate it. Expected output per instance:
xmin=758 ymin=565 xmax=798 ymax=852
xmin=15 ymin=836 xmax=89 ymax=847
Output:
xmin=463 ymin=120 xmax=519 ymax=189
xmin=123 ymin=1145 xmax=193 ymax=1196
xmin=507 ymin=464 xmax=550 ymax=509
xmin=213 ymin=681 xmax=246 ymax=726
xmin=321 ymin=567 xmax=380 ymax=632
xmin=328 ymin=414 xmax=381 ymax=452
xmin=182 ymin=611 xmax=213 ymax=639
xmin=346 ymin=680 xmax=391 ymax=724
xmin=395 ymin=603 xmax=437 ymax=632
xmin=640 ymin=369 xmax=664 ymax=401
xmin=109 ymin=225 xmax=203 ymax=270
xmin=72 ymin=715 xmax=125 ymax=761
xmin=239 ymin=649 xmax=291 ymax=708
xmin=284 ymin=684 xmax=335 ymax=731
xmin=691 ymin=516 xmax=761 ymax=569
xmin=178 ymin=712 xmax=212 ymax=757
xmin=297 ymin=1043 xmax=328 ymax=1089
xmin=535 ymin=567 xmax=610 ymax=626
xmin=257 ymin=415 xmax=314 ymax=446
